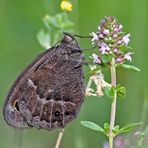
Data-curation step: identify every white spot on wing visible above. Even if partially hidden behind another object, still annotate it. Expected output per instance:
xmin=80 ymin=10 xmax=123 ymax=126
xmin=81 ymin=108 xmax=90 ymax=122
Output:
xmin=28 ymin=79 xmax=37 ymax=89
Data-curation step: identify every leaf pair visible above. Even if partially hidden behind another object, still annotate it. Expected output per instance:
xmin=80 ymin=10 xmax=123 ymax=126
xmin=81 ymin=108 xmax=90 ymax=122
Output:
xmin=37 ymin=12 xmax=74 ymax=48
xmin=103 ymin=85 xmax=126 ymax=99
xmin=43 ymin=13 xmax=74 ymax=32
xmin=81 ymin=121 xmax=142 ymax=137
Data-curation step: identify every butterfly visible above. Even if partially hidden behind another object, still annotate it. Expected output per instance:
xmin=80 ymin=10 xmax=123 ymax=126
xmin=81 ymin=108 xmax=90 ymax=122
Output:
xmin=3 ymin=33 xmax=85 ymax=130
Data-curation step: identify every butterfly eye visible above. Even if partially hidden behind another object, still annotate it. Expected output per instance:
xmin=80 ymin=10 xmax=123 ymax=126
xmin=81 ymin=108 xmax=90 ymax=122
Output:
xmin=55 ymin=111 xmax=60 ymax=116
xmin=13 ymin=100 xmax=19 ymax=111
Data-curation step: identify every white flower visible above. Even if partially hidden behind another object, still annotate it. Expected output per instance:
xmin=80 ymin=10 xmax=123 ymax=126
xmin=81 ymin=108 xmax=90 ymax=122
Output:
xmin=90 ymin=32 xmax=98 ymax=44
xmin=85 ymin=71 xmax=111 ymax=97
xmin=91 ymin=53 xmax=101 ymax=64
xmin=89 ymin=65 xmax=97 ymax=71
xmin=99 ymin=43 xmax=110 ymax=54
xmin=98 ymin=26 xmax=101 ymax=31
xmin=124 ymin=52 xmax=133 ymax=62
xmin=85 ymin=88 xmax=97 ymax=97
xmin=119 ymin=25 xmax=123 ymax=29
xmin=123 ymin=33 xmax=131 ymax=46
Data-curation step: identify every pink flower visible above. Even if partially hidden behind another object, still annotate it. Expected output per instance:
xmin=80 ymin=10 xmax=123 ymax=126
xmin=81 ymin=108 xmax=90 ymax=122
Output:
xmin=116 ymin=57 xmax=124 ymax=63
xmin=124 ymin=52 xmax=133 ymax=62
xmin=117 ymin=40 xmax=123 ymax=45
xmin=113 ymin=48 xmax=119 ymax=53
xmin=99 ymin=43 xmax=110 ymax=54
xmin=103 ymin=29 xmax=110 ymax=35
xmin=114 ymin=27 xmax=119 ymax=32
xmin=113 ymin=34 xmax=118 ymax=38
xmin=122 ymin=33 xmax=131 ymax=46
xmin=99 ymin=34 xmax=104 ymax=39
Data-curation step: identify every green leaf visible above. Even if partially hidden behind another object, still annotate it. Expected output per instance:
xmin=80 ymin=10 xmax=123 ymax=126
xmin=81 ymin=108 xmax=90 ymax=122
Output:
xmin=119 ymin=44 xmax=132 ymax=51
xmin=55 ymin=13 xmax=70 ymax=28
xmin=116 ymin=85 xmax=126 ymax=98
xmin=103 ymin=122 xmax=110 ymax=136
xmin=37 ymin=30 xmax=50 ymax=48
xmin=103 ymin=86 xmax=115 ymax=98
xmin=43 ymin=13 xmax=74 ymax=33
xmin=61 ymin=21 xmax=74 ymax=29
xmin=80 ymin=121 xmax=104 ymax=133
xmin=113 ymin=125 xmax=120 ymax=135
xmin=57 ymin=12 xmax=68 ymax=22
xmin=43 ymin=15 xmax=60 ymax=30
xmin=121 ymin=64 xmax=141 ymax=72
xmin=119 ymin=122 xmax=143 ymax=134
xmin=55 ymin=13 xmax=67 ymax=25
xmin=114 ymin=125 xmax=120 ymax=131
xmin=143 ymin=126 xmax=148 ymax=136
xmin=101 ymin=54 xmax=111 ymax=64
xmin=104 ymin=122 xmax=110 ymax=131
xmin=88 ymin=67 xmax=102 ymax=76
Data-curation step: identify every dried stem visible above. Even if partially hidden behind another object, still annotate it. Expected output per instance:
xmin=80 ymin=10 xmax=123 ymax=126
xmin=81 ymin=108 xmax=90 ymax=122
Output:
xmin=13 ymin=129 xmax=25 ymax=148
xmin=109 ymin=58 xmax=117 ymax=148
xmin=54 ymin=128 xmax=65 ymax=148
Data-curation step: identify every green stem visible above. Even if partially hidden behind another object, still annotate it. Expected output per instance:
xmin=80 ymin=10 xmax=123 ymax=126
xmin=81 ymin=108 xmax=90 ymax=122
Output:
xmin=137 ymin=136 xmax=143 ymax=147
xmin=109 ymin=58 xmax=117 ymax=148
xmin=109 ymin=136 xmax=113 ymax=148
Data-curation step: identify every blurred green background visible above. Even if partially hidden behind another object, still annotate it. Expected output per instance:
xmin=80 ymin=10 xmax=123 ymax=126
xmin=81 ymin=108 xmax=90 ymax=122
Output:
xmin=0 ymin=0 xmax=148 ymax=148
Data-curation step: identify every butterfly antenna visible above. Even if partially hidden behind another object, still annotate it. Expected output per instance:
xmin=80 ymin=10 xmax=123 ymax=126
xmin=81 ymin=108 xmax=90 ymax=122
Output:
xmin=73 ymin=33 xmax=97 ymax=50
xmin=63 ymin=32 xmax=92 ymax=39
xmin=73 ymin=34 xmax=92 ymax=39
xmin=62 ymin=32 xmax=96 ymax=50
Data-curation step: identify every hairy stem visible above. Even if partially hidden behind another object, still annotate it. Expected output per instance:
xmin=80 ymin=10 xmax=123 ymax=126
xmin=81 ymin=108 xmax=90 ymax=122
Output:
xmin=109 ymin=58 xmax=117 ymax=148
xmin=54 ymin=128 xmax=65 ymax=148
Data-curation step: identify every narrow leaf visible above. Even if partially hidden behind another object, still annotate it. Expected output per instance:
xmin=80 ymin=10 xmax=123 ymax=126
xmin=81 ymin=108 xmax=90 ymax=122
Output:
xmin=81 ymin=121 xmax=104 ymax=133
xmin=119 ymin=122 xmax=143 ymax=134
xmin=121 ymin=64 xmax=141 ymax=72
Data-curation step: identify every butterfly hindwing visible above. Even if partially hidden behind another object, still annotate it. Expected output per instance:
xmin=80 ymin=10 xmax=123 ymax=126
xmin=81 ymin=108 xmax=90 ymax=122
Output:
xmin=3 ymin=33 xmax=85 ymax=130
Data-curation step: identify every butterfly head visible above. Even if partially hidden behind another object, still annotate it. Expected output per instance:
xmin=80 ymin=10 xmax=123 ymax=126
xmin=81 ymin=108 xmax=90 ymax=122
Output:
xmin=62 ymin=32 xmax=76 ymax=43
xmin=61 ymin=32 xmax=82 ymax=54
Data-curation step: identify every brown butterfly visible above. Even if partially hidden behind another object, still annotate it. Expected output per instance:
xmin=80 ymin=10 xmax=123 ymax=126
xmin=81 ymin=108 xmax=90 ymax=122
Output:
xmin=3 ymin=33 xmax=85 ymax=130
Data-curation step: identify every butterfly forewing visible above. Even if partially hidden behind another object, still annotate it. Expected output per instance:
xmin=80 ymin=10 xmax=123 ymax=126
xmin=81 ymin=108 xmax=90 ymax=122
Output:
xmin=3 ymin=34 xmax=85 ymax=130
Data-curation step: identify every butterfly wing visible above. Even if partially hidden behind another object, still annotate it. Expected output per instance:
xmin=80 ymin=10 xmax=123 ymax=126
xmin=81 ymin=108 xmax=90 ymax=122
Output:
xmin=3 ymin=34 xmax=85 ymax=130
xmin=3 ymin=45 xmax=58 ymax=128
